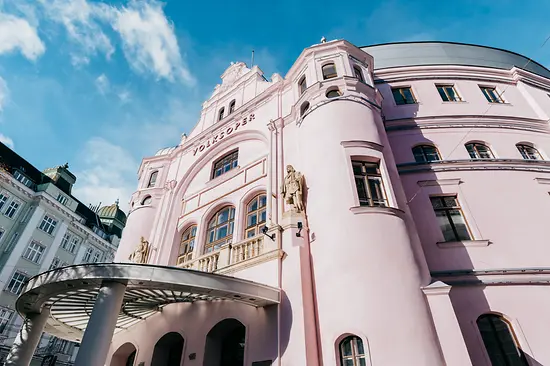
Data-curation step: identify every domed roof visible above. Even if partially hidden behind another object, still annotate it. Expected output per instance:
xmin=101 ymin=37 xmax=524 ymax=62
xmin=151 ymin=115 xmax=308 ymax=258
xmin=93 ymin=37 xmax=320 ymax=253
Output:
xmin=98 ymin=200 xmax=127 ymax=225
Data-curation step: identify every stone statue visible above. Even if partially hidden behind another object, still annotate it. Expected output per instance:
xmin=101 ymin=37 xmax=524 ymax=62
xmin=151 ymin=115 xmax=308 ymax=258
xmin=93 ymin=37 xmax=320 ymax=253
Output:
xmin=281 ymin=165 xmax=304 ymax=213
xmin=129 ymin=237 xmax=150 ymax=264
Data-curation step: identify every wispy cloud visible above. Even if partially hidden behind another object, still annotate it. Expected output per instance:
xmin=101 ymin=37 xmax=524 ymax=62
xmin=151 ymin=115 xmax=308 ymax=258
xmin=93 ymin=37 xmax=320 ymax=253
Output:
xmin=94 ymin=73 xmax=110 ymax=94
xmin=0 ymin=77 xmax=8 ymax=110
xmin=0 ymin=12 xmax=45 ymax=60
xmin=0 ymin=133 xmax=14 ymax=149
xmin=72 ymin=137 xmax=137 ymax=213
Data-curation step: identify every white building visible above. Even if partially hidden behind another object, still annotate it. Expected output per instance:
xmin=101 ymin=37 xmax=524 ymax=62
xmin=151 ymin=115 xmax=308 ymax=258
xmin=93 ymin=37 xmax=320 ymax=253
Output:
xmin=0 ymin=142 xmax=126 ymax=365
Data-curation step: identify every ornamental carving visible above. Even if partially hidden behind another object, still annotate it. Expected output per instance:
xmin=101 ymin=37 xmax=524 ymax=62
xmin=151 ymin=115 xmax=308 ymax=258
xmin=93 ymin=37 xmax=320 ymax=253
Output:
xmin=129 ymin=236 xmax=150 ymax=264
xmin=281 ymin=165 xmax=304 ymax=213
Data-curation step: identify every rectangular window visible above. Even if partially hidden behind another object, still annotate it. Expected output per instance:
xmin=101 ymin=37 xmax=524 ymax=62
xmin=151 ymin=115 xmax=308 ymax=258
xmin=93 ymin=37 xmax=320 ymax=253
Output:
xmin=391 ymin=87 xmax=416 ymax=105
xmin=0 ymin=193 xmax=8 ymax=211
xmin=437 ymin=85 xmax=462 ymax=102
xmin=430 ymin=196 xmax=471 ymax=242
xmin=61 ymin=233 xmax=78 ymax=253
xmin=13 ymin=171 xmax=33 ymax=187
xmin=0 ymin=229 xmax=4 ymax=242
xmin=4 ymin=200 xmax=20 ymax=219
xmin=49 ymin=257 xmax=60 ymax=270
xmin=6 ymin=271 xmax=29 ymax=295
xmin=352 ymin=161 xmax=387 ymax=207
xmin=480 ymin=86 xmax=504 ymax=103
xmin=0 ymin=308 xmax=13 ymax=333
xmin=212 ymin=150 xmax=239 ymax=179
xmin=39 ymin=215 xmax=57 ymax=235
xmin=56 ymin=194 xmax=68 ymax=205
xmin=92 ymin=251 xmax=102 ymax=263
xmin=23 ymin=240 xmax=46 ymax=263
xmin=83 ymin=247 xmax=93 ymax=263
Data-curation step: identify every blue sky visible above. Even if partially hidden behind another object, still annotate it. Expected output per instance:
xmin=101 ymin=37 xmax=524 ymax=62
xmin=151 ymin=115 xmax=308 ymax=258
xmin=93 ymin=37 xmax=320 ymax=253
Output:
xmin=0 ymin=0 xmax=549 ymax=212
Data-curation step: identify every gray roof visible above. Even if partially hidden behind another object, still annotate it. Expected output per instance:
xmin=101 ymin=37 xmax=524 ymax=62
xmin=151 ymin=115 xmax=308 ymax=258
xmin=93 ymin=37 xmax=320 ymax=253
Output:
xmin=361 ymin=41 xmax=550 ymax=79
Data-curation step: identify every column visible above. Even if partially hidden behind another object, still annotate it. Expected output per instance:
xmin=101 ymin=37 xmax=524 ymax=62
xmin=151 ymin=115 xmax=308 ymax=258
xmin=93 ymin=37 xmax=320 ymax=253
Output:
xmin=266 ymin=121 xmax=275 ymax=225
xmin=423 ymin=281 xmax=473 ymax=366
xmin=39 ymin=221 xmax=68 ymax=272
xmin=74 ymin=281 xmax=126 ymax=366
xmin=0 ymin=206 xmax=45 ymax=287
xmin=5 ymin=307 xmax=50 ymax=366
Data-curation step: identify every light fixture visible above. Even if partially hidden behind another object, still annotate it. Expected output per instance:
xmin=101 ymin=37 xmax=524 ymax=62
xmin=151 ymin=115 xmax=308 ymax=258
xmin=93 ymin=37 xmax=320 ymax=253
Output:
xmin=261 ymin=226 xmax=275 ymax=241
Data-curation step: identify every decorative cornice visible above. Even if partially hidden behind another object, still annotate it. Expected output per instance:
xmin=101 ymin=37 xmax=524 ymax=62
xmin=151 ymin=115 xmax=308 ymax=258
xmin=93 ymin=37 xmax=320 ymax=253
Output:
xmin=534 ymin=177 xmax=550 ymax=185
xmin=216 ymin=249 xmax=284 ymax=275
xmin=349 ymin=205 xmax=405 ymax=218
xmin=436 ymin=239 xmax=490 ymax=248
xmin=341 ymin=140 xmax=384 ymax=151
xmin=398 ymin=159 xmax=550 ymax=175
xmin=417 ymin=178 xmax=462 ymax=187
xmin=431 ymin=267 xmax=550 ymax=286
xmin=422 ymin=281 xmax=452 ymax=296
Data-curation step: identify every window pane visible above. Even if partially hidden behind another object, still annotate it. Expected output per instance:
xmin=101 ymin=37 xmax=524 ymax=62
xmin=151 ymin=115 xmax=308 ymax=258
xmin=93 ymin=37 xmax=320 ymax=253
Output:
xmin=466 ymin=144 xmax=477 ymax=158
xmin=341 ymin=338 xmax=352 ymax=356
xmin=435 ymin=211 xmax=456 ymax=242
xmin=352 ymin=163 xmax=363 ymax=175
xmin=448 ymin=210 xmax=471 ymax=240
xmin=477 ymin=145 xmax=492 ymax=158
xmin=413 ymin=147 xmax=427 ymax=163
xmin=343 ymin=360 xmax=354 ymax=366
xmin=445 ymin=86 xmax=458 ymax=101
xmin=358 ymin=358 xmax=367 ymax=366
xmin=368 ymin=177 xmax=386 ymax=206
xmin=259 ymin=195 xmax=267 ymax=208
xmin=216 ymin=225 xmax=228 ymax=240
xmin=218 ymin=209 xmax=230 ymax=224
xmin=208 ymin=230 xmax=215 ymax=243
xmin=392 ymin=89 xmax=405 ymax=105
xmin=356 ymin=338 xmax=365 ymax=355
xmin=443 ymin=196 xmax=457 ymax=207
xmin=247 ymin=229 xmax=255 ymax=238
xmin=248 ymin=199 xmax=258 ymax=212
xmin=259 ymin=209 xmax=266 ymax=223
xmin=402 ymin=88 xmax=415 ymax=104
xmin=355 ymin=178 xmax=368 ymax=203
xmin=247 ymin=213 xmax=257 ymax=228
xmin=437 ymin=86 xmax=449 ymax=101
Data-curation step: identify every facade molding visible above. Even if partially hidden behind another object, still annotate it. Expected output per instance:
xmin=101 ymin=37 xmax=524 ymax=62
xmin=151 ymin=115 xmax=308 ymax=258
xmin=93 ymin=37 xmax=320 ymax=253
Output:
xmin=397 ymin=158 xmax=550 ymax=174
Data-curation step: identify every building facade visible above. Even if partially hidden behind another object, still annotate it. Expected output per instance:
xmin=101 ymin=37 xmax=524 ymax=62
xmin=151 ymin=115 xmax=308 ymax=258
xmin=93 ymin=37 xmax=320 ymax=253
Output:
xmin=0 ymin=143 xmax=125 ymax=365
xmin=6 ymin=39 xmax=550 ymax=366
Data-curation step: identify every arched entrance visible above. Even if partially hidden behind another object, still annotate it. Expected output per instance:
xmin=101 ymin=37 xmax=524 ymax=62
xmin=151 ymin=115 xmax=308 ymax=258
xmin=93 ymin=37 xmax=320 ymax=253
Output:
xmin=204 ymin=319 xmax=246 ymax=366
xmin=151 ymin=332 xmax=184 ymax=366
xmin=110 ymin=342 xmax=137 ymax=366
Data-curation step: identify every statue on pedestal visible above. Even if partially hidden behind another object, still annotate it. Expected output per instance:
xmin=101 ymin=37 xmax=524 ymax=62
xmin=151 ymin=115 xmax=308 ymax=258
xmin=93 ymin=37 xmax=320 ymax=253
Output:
xmin=129 ymin=237 xmax=150 ymax=264
xmin=281 ymin=165 xmax=304 ymax=213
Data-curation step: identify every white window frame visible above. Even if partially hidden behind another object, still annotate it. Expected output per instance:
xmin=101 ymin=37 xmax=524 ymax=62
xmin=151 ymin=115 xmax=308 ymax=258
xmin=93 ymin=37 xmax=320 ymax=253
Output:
xmin=0 ymin=307 xmax=13 ymax=334
xmin=83 ymin=247 xmax=93 ymax=263
xmin=6 ymin=271 xmax=29 ymax=295
xmin=38 ymin=214 xmax=58 ymax=235
xmin=49 ymin=257 xmax=61 ymax=270
xmin=0 ymin=192 xmax=9 ymax=211
xmin=92 ymin=251 xmax=102 ymax=263
xmin=56 ymin=194 xmax=68 ymax=205
xmin=22 ymin=240 xmax=46 ymax=264
xmin=4 ymin=199 xmax=21 ymax=219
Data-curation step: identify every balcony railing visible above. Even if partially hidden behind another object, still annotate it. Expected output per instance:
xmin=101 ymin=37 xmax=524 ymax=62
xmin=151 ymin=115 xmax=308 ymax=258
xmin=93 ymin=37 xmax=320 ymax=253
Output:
xmin=178 ymin=236 xmax=274 ymax=273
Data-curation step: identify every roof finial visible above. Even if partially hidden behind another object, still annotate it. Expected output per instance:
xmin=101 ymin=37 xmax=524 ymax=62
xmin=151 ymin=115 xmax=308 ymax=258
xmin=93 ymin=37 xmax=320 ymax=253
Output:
xmin=62 ymin=162 xmax=69 ymax=169
xmin=115 ymin=198 xmax=119 ymax=207
xmin=321 ymin=36 xmax=327 ymax=43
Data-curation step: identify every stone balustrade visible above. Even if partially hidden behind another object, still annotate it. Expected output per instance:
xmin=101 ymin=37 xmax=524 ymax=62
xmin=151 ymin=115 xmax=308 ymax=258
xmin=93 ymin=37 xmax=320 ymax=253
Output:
xmin=177 ymin=235 xmax=274 ymax=273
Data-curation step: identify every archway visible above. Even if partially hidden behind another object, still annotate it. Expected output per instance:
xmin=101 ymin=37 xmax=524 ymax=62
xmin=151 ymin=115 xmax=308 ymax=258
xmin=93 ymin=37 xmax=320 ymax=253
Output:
xmin=110 ymin=342 xmax=137 ymax=366
xmin=204 ymin=318 xmax=246 ymax=366
xmin=151 ymin=332 xmax=184 ymax=366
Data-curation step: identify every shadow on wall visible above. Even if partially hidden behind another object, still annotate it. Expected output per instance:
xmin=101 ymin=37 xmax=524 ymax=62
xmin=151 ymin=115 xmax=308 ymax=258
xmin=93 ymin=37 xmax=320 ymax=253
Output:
xmin=404 ymin=109 xmax=540 ymax=365
xmin=278 ymin=292 xmax=293 ymax=360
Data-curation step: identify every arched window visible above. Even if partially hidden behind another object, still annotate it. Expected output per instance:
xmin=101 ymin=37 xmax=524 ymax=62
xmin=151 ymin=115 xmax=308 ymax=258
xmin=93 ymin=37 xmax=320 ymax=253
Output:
xmin=218 ymin=107 xmax=225 ymax=121
xmin=353 ymin=65 xmax=365 ymax=83
xmin=178 ymin=225 xmax=197 ymax=264
xmin=298 ymin=76 xmax=307 ymax=95
xmin=212 ymin=150 xmax=239 ymax=179
xmin=326 ymin=88 xmax=342 ymax=98
xmin=141 ymin=195 xmax=152 ymax=205
xmin=339 ymin=335 xmax=366 ymax=366
xmin=205 ymin=206 xmax=235 ymax=253
xmin=322 ymin=63 xmax=337 ymax=80
xmin=466 ymin=143 xmax=493 ymax=159
xmin=477 ymin=314 xmax=528 ymax=366
xmin=147 ymin=171 xmax=158 ymax=188
xmin=300 ymin=101 xmax=310 ymax=116
xmin=412 ymin=145 xmax=441 ymax=163
xmin=229 ymin=100 xmax=236 ymax=114
xmin=245 ymin=194 xmax=267 ymax=238
xmin=516 ymin=143 xmax=542 ymax=160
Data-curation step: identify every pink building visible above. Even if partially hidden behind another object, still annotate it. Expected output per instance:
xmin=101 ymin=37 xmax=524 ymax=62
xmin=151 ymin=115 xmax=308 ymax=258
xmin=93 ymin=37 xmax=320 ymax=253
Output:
xmin=7 ymin=40 xmax=550 ymax=366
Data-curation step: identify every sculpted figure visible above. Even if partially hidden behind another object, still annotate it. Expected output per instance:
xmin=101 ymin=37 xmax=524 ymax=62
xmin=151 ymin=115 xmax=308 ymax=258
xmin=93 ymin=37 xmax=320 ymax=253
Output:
xmin=129 ymin=237 xmax=149 ymax=264
xmin=281 ymin=165 xmax=304 ymax=212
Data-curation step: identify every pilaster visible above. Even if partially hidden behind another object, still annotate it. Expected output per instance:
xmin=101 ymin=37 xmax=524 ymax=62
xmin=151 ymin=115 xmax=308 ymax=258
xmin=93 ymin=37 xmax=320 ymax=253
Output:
xmin=39 ymin=221 xmax=68 ymax=272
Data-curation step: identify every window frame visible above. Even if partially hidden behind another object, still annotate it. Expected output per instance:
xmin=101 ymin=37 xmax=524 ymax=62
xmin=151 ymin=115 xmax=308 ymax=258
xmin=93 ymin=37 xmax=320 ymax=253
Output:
xmin=141 ymin=195 xmax=152 ymax=205
xmin=147 ymin=171 xmax=158 ymax=188
xmin=352 ymin=160 xmax=388 ymax=207
xmin=83 ymin=247 xmax=93 ymax=263
xmin=245 ymin=193 xmax=267 ymax=239
xmin=211 ymin=150 xmax=239 ymax=179
xmin=516 ymin=144 xmax=543 ymax=160
xmin=0 ymin=307 xmax=13 ymax=334
xmin=177 ymin=225 xmax=197 ymax=265
xmin=49 ymin=257 xmax=61 ymax=270
xmin=0 ymin=192 xmax=9 ymax=212
xmin=476 ymin=314 xmax=528 ymax=366
xmin=430 ymin=195 xmax=472 ymax=242
xmin=412 ymin=144 xmax=441 ymax=163
xmin=218 ymin=107 xmax=225 ymax=121
xmin=22 ymin=240 xmax=46 ymax=264
xmin=205 ymin=206 xmax=235 ymax=253
xmin=480 ymin=86 xmax=505 ymax=104
xmin=38 ymin=214 xmax=58 ymax=235
xmin=4 ymin=198 xmax=21 ymax=219
xmin=326 ymin=88 xmax=342 ymax=99
xmin=436 ymin=84 xmax=462 ymax=102
xmin=322 ymin=62 xmax=338 ymax=80
xmin=465 ymin=143 xmax=493 ymax=159
xmin=6 ymin=271 xmax=29 ymax=295
xmin=339 ymin=335 xmax=367 ymax=366
xmin=391 ymin=86 xmax=417 ymax=105
xmin=353 ymin=65 xmax=365 ymax=83
xmin=298 ymin=75 xmax=307 ymax=95
xmin=229 ymin=100 xmax=236 ymax=114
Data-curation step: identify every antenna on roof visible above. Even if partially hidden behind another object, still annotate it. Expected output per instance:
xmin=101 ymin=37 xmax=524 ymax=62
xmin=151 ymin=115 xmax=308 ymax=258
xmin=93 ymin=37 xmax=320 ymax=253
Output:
xmin=251 ymin=49 xmax=255 ymax=67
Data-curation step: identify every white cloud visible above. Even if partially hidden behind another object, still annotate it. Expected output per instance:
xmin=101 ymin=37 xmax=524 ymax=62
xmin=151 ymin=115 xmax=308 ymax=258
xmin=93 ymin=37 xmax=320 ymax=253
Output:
xmin=0 ymin=133 xmax=14 ymax=149
xmin=72 ymin=137 xmax=137 ymax=213
xmin=37 ymin=0 xmax=114 ymax=61
xmin=108 ymin=1 xmax=195 ymax=84
xmin=95 ymin=73 xmax=110 ymax=94
xmin=0 ymin=12 xmax=45 ymax=60
xmin=0 ymin=76 xmax=8 ymax=110
xmin=117 ymin=89 xmax=131 ymax=103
